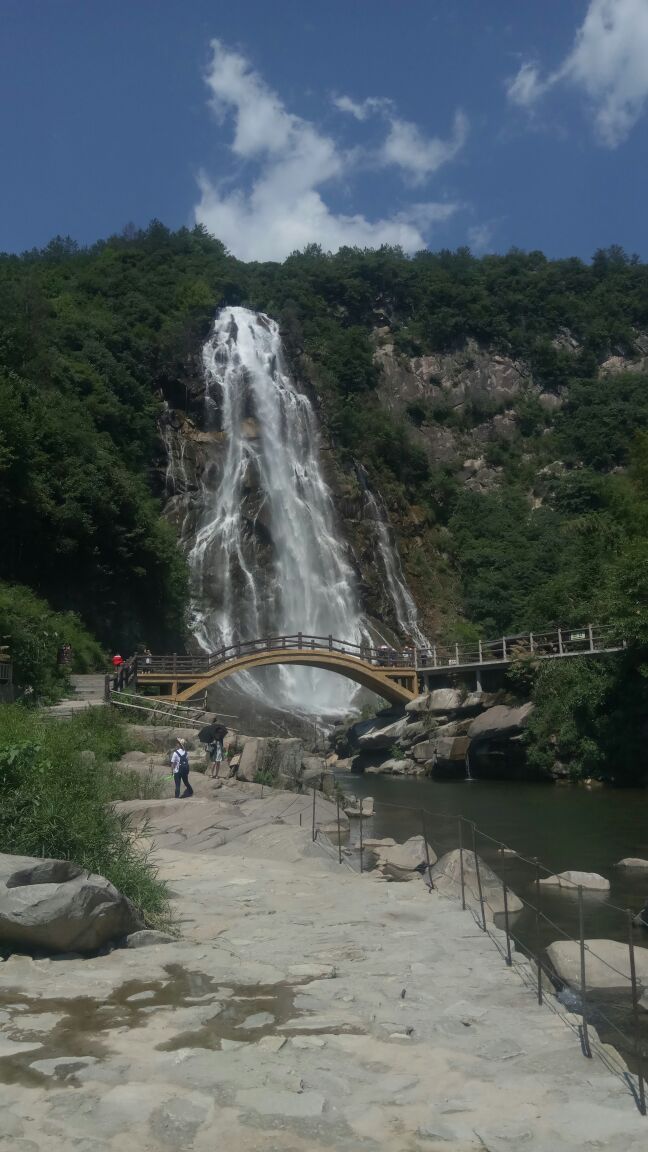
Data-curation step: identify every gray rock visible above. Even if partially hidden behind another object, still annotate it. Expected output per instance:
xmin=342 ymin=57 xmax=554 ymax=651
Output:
xmin=546 ymin=939 xmax=648 ymax=992
xmin=468 ymin=703 xmax=533 ymax=742
xmin=126 ymin=930 xmax=177 ymax=948
xmin=375 ymin=835 xmax=437 ymax=880
xmin=357 ymin=717 xmax=408 ymax=750
xmin=431 ymin=849 xmax=523 ymax=922
xmin=539 ymin=870 xmax=610 ymax=892
xmin=0 ymin=853 xmax=143 ymax=954
xmin=412 ymin=736 xmax=469 ymax=765
xmin=369 ymin=757 xmax=417 ymax=775
xmin=405 ymin=689 xmax=463 ymax=714
xmin=237 ymin=737 xmax=303 ymax=784
xmin=78 ymin=750 xmax=96 ymax=767
xmin=344 ymin=796 xmax=374 ymax=817
xmin=616 ymin=858 xmax=648 ymax=870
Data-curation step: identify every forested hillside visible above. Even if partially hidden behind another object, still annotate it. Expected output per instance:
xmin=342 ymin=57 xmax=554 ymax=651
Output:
xmin=1 ymin=224 xmax=647 ymax=776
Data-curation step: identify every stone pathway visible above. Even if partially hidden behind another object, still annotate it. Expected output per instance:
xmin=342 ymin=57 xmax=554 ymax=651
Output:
xmin=0 ymin=790 xmax=646 ymax=1151
xmin=44 ymin=674 xmax=107 ymax=718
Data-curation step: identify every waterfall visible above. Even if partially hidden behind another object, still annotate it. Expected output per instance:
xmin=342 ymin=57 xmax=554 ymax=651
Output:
xmin=363 ymin=490 xmax=431 ymax=649
xmin=170 ymin=306 xmax=365 ymax=714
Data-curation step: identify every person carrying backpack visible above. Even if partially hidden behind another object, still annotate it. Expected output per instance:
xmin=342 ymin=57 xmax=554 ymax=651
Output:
xmin=171 ymin=738 xmax=193 ymax=799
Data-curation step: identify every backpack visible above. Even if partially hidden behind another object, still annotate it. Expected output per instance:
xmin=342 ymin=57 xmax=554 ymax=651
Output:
xmin=174 ymin=749 xmax=189 ymax=772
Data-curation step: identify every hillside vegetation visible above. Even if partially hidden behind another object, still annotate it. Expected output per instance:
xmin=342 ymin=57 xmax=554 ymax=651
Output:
xmin=1 ymin=225 xmax=646 ymax=777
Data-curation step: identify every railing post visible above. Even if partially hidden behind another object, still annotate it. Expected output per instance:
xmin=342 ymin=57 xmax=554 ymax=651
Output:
xmin=558 ymin=628 xmax=564 ymax=656
xmin=503 ymin=880 xmax=512 ymax=966
xmin=359 ymin=803 xmax=364 ymax=873
xmin=433 ymin=644 xmax=437 ymax=669
xmin=312 ymin=786 xmax=317 ymax=841
xmin=628 ymin=910 xmax=647 ymax=1115
xmin=502 ymin=636 xmax=507 ymax=661
xmin=588 ymin=623 xmax=594 ymax=652
xmin=298 ymin=631 xmax=303 ymax=649
xmin=104 ymin=673 xmax=111 ymax=703
xmin=529 ymin=632 xmax=535 ymax=653
xmin=578 ymin=886 xmax=592 ymax=1057
xmin=478 ymin=639 xmax=483 ymax=664
xmin=458 ymin=816 xmax=466 ymax=910
xmin=172 ymin=652 xmax=177 ymax=676
xmin=336 ymin=796 xmax=342 ymax=864
xmin=471 ymin=822 xmax=486 ymax=931
xmin=421 ymin=811 xmax=433 ymax=890
xmin=534 ymin=859 xmax=543 ymax=1006
xmin=328 ymin=633 xmax=333 ymax=651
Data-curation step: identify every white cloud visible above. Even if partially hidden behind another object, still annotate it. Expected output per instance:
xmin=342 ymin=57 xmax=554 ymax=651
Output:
xmin=507 ymin=0 xmax=648 ymax=147
xmin=332 ymin=94 xmax=389 ymax=121
xmin=195 ymin=42 xmax=465 ymax=261
xmin=381 ymin=110 xmax=468 ymax=182
xmin=507 ymin=62 xmax=548 ymax=108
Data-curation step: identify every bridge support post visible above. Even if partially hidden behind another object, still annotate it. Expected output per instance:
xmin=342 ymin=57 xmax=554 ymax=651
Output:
xmin=588 ymin=623 xmax=594 ymax=652
xmin=475 ymin=667 xmax=483 ymax=694
xmin=312 ymin=787 xmax=317 ymax=841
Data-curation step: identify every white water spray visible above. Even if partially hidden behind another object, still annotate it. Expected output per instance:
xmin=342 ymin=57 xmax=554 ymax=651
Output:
xmin=177 ymin=307 xmax=366 ymax=713
xmin=363 ymin=490 xmax=430 ymax=649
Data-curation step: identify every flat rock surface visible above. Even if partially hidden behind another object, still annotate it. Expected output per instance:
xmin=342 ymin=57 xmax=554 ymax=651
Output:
xmin=539 ymin=870 xmax=610 ymax=891
xmin=0 ymin=788 xmax=646 ymax=1150
xmin=546 ymin=939 xmax=648 ymax=992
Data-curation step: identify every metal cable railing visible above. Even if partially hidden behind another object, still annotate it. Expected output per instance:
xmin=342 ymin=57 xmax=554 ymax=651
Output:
xmin=307 ymin=787 xmax=647 ymax=1117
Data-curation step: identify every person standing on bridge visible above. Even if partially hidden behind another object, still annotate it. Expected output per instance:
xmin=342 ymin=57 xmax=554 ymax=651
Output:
xmin=171 ymin=738 xmax=193 ymax=799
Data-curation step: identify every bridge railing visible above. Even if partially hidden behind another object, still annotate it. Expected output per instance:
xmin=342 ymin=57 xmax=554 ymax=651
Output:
xmin=134 ymin=634 xmax=417 ymax=678
xmin=131 ymin=624 xmax=625 ymax=682
xmin=415 ymin=624 xmax=625 ymax=669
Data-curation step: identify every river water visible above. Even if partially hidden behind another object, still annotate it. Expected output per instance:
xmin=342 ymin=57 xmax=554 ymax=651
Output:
xmin=337 ymin=773 xmax=648 ymax=1069
xmin=337 ymin=773 xmax=648 ymax=951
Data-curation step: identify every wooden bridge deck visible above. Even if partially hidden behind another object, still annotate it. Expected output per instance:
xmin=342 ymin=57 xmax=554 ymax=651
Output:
xmin=126 ymin=625 xmax=625 ymax=705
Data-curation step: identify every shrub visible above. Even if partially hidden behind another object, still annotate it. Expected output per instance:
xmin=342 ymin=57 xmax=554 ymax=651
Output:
xmin=0 ymin=706 xmax=169 ymax=925
xmin=0 ymin=581 xmax=104 ymax=700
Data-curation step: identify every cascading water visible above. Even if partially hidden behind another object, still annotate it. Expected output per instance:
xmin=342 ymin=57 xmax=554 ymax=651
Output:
xmin=363 ymin=489 xmax=431 ymax=649
xmin=172 ymin=306 xmax=366 ymax=714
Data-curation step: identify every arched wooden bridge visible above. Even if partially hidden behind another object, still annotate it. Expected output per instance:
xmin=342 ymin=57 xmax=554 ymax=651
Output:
xmin=126 ymin=625 xmax=624 ymax=706
xmin=132 ymin=634 xmax=416 ymax=705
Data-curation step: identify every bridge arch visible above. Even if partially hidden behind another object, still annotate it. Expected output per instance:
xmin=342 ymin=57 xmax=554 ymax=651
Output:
xmin=144 ymin=645 xmax=418 ymax=707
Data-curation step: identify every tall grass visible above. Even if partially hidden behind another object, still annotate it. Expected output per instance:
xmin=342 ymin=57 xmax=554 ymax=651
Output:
xmin=0 ymin=706 xmax=170 ymax=926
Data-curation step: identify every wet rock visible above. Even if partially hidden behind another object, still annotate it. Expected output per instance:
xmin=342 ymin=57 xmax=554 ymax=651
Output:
xmin=539 ymin=870 xmax=610 ymax=892
xmin=0 ymin=853 xmax=143 ymax=954
xmin=431 ymin=849 xmax=523 ymax=922
xmin=413 ymin=736 xmax=469 ymax=767
xmin=616 ymin=858 xmax=648 ymax=870
xmin=546 ymin=939 xmax=648 ymax=992
xmin=369 ymin=757 xmax=418 ymax=776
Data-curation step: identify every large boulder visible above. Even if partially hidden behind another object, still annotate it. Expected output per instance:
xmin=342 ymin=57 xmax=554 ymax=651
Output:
xmin=430 ymin=849 xmax=523 ymax=922
xmin=374 ymin=836 xmax=437 ymax=881
xmin=0 ymin=854 xmax=143 ymax=954
xmin=539 ymin=870 xmax=610 ymax=892
xmin=371 ymin=757 xmax=418 ymax=776
xmin=412 ymin=736 xmax=470 ymax=766
xmin=616 ymin=858 xmax=648 ymax=870
xmin=546 ymin=939 xmax=648 ymax=992
xmin=468 ymin=703 xmax=533 ymax=742
xmin=405 ymin=689 xmax=463 ymax=715
xmin=357 ymin=717 xmax=408 ymax=751
xmin=237 ymin=738 xmax=303 ymax=785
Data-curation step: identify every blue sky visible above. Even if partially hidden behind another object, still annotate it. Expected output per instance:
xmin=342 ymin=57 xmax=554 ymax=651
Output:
xmin=2 ymin=0 xmax=648 ymax=260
